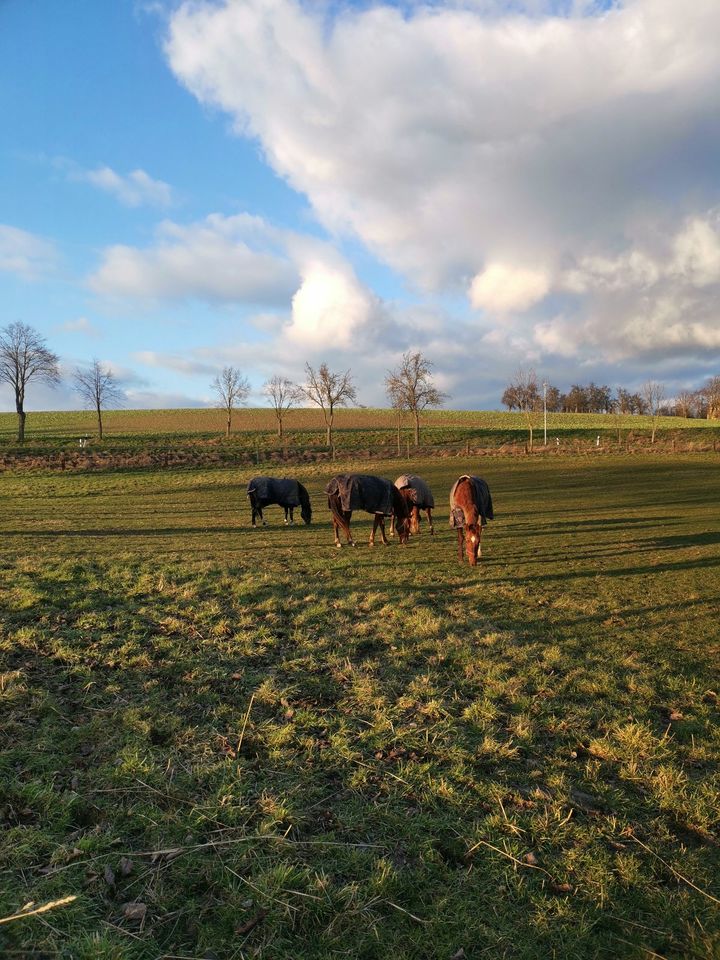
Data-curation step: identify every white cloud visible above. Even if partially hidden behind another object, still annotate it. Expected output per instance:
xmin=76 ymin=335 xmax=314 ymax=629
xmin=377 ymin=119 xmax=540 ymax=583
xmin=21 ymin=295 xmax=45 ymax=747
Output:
xmin=89 ymin=213 xmax=300 ymax=305
xmin=164 ymin=0 xmax=720 ymax=368
xmin=672 ymin=217 xmax=720 ymax=287
xmin=133 ymin=350 xmax=218 ymax=376
xmin=60 ymin=316 xmax=99 ymax=336
xmin=287 ymin=260 xmax=384 ymax=349
xmin=80 ymin=165 xmax=173 ymax=207
xmin=0 ymin=224 xmax=57 ymax=279
xmin=469 ymin=263 xmax=550 ymax=313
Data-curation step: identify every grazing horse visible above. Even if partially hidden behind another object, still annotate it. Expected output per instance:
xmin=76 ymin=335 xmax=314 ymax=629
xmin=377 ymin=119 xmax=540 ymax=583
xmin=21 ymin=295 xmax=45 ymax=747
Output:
xmin=326 ymin=473 xmax=410 ymax=547
xmin=390 ymin=474 xmax=435 ymax=537
xmin=449 ymin=475 xmax=494 ymax=566
xmin=247 ymin=476 xmax=312 ymax=527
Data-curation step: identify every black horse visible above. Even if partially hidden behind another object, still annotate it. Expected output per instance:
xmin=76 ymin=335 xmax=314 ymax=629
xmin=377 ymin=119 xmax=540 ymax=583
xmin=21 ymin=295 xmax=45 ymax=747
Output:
xmin=247 ymin=476 xmax=312 ymax=527
xmin=325 ymin=473 xmax=410 ymax=547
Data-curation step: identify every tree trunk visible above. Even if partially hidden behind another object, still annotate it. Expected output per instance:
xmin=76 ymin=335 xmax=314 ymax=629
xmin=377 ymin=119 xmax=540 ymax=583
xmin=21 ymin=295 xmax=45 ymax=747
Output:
xmin=397 ymin=414 xmax=401 ymax=456
xmin=17 ymin=409 xmax=26 ymax=444
xmin=277 ymin=417 xmax=283 ymax=438
xmin=326 ymin=409 xmax=333 ymax=447
xmin=97 ymin=402 xmax=103 ymax=440
xmin=226 ymin=411 xmax=231 ymax=437
xmin=413 ymin=411 xmax=420 ymax=446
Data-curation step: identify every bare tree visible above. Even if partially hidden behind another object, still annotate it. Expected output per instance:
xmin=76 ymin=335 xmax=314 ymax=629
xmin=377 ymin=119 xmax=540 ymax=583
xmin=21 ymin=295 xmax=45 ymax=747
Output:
xmin=302 ymin=362 xmax=356 ymax=446
xmin=212 ymin=366 xmax=250 ymax=437
xmin=0 ymin=322 xmax=60 ymax=443
xmin=641 ymin=380 xmax=665 ymax=443
xmin=72 ymin=359 xmax=124 ymax=440
xmin=386 ymin=374 xmax=408 ymax=455
xmin=506 ymin=367 xmax=540 ymax=449
xmin=674 ymin=389 xmax=696 ymax=419
xmin=384 ymin=351 xmax=448 ymax=446
xmin=699 ymin=375 xmax=720 ymax=420
xmin=263 ymin=375 xmax=301 ymax=438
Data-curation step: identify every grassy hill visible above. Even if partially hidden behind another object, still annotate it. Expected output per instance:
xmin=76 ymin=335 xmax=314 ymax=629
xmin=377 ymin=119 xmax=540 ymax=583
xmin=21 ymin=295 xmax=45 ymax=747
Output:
xmin=1 ymin=407 xmax=718 ymax=453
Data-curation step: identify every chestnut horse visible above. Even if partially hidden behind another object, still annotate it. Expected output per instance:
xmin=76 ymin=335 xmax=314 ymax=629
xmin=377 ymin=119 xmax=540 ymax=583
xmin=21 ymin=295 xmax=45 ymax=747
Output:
xmin=390 ymin=474 xmax=435 ymax=537
xmin=326 ymin=473 xmax=410 ymax=547
xmin=247 ymin=476 xmax=312 ymax=527
xmin=449 ymin=475 xmax=494 ymax=566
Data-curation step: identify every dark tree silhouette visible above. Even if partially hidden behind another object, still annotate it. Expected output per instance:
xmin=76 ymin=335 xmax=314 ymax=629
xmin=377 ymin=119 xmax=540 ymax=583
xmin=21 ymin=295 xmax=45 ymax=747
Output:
xmin=263 ymin=375 xmax=301 ymax=438
xmin=302 ymin=362 xmax=356 ymax=447
xmin=211 ymin=366 xmax=250 ymax=437
xmin=73 ymin=358 xmax=124 ymax=440
xmin=384 ymin=351 xmax=448 ymax=446
xmin=0 ymin=322 xmax=60 ymax=442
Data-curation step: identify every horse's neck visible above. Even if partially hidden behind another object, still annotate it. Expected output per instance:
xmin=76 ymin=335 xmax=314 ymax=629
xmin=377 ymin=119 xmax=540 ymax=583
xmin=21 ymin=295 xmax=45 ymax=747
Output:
xmin=463 ymin=504 xmax=479 ymax=526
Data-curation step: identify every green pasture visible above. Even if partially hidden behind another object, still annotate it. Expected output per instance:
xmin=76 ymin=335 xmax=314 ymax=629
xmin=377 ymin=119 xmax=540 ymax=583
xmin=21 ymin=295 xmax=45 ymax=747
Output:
xmin=1 ymin=406 xmax=718 ymax=453
xmin=1 ymin=455 xmax=719 ymax=958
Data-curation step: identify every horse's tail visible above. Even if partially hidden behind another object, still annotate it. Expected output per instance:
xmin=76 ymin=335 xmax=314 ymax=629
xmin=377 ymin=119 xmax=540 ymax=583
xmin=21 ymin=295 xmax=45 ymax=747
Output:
xmin=327 ymin=491 xmax=351 ymax=539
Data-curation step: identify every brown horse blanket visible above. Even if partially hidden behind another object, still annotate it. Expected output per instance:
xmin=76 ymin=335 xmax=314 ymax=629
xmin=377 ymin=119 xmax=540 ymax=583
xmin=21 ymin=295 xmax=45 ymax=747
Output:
xmin=326 ymin=474 xmax=395 ymax=516
xmin=449 ymin=476 xmax=494 ymax=527
xmin=247 ymin=476 xmax=302 ymax=508
xmin=394 ymin=474 xmax=435 ymax=509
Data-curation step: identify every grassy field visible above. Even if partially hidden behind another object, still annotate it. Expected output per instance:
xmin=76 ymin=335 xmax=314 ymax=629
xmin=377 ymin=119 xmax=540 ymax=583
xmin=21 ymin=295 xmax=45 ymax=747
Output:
xmin=1 ymin=406 xmax=719 ymax=453
xmin=1 ymin=455 xmax=719 ymax=958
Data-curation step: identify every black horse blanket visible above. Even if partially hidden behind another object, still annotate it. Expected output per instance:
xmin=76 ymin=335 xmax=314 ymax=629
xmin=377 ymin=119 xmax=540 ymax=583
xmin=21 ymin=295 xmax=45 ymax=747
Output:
xmin=247 ymin=476 xmax=302 ymax=508
xmin=394 ymin=474 xmax=435 ymax=509
xmin=449 ymin=476 xmax=494 ymax=527
xmin=326 ymin=474 xmax=395 ymax=516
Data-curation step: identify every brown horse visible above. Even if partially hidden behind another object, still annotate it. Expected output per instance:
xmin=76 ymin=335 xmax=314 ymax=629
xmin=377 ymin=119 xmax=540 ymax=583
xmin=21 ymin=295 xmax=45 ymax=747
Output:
xmin=326 ymin=473 xmax=411 ymax=547
xmin=390 ymin=474 xmax=435 ymax=537
xmin=449 ymin=475 xmax=494 ymax=566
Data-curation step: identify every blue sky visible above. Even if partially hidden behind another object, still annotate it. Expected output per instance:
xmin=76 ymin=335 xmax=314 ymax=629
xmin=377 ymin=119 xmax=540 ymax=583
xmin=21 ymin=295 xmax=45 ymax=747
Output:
xmin=2 ymin=0 xmax=719 ymax=412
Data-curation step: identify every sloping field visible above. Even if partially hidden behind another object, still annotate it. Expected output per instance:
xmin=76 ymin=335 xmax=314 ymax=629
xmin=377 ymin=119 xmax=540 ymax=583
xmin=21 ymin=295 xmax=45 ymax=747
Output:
xmin=1 ymin=455 xmax=719 ymax=958
xmin=1 ymin=406 xmax=717 ymax=444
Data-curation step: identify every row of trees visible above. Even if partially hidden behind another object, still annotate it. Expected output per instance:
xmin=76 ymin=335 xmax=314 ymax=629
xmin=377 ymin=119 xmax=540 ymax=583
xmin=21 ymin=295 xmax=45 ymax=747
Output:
xmin=502 ymin=376 xmax=661 ymax=416
xmin=0 ymin=322 xmax=447 ymax=446
xmin=214 ymin=352 xmax=447 ymax=446
xmin=502 ymin=371 xmax=720 ymax=420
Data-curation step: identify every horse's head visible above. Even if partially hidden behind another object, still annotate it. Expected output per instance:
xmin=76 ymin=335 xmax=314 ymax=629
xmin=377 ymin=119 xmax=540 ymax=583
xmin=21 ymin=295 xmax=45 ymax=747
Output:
xmin=464 ymin=522 xmax=482 ymax=565
xmin=392 ymin=488 xmax=411 ymax=544
xmin=400 ymin=488 xmax=420 ymax=535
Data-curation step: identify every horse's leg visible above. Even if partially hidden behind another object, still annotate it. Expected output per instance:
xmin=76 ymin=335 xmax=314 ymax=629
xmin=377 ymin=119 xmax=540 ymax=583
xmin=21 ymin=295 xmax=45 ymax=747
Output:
xmin=333 ymin=516 xmax=342 ymax=548
xmin=427 ymin=508 xmax=435 ymax=536
xmin=289 ymin=507 xmax=295 ymax=526
xmin=389 ymin=513 xmax=396 ymax=538
xmin=259 ymin=506 xmax=267 ymax=526
xmin=369 ymin=513 xmax=379 ymax=546
xmin=284 ymin=506 xmax=289 ymax=525
xmin=457 ymin=527 xmax=464 ymax=564
xmin=477 ymin=524 xmax=483 ymax=558
xmin=251 ymin=502 xmax=257 ymax=527
xmin=345 ymin=511 xmax=356 ymax=547
xmin=378 ymin=514 xmax=390 ymax=546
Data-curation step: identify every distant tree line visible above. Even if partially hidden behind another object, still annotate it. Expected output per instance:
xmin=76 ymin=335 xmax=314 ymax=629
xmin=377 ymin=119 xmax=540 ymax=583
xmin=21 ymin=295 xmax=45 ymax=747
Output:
xmin=502 ymin=373 xmax=720 ymax=420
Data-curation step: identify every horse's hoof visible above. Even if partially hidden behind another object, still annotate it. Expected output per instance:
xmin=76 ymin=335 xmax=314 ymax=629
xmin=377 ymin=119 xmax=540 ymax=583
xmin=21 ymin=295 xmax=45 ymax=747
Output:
xmin=262 ymin=521 xmax=268 ymax=526
xmin=335 ymin=542 xmax=342 ymax=549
